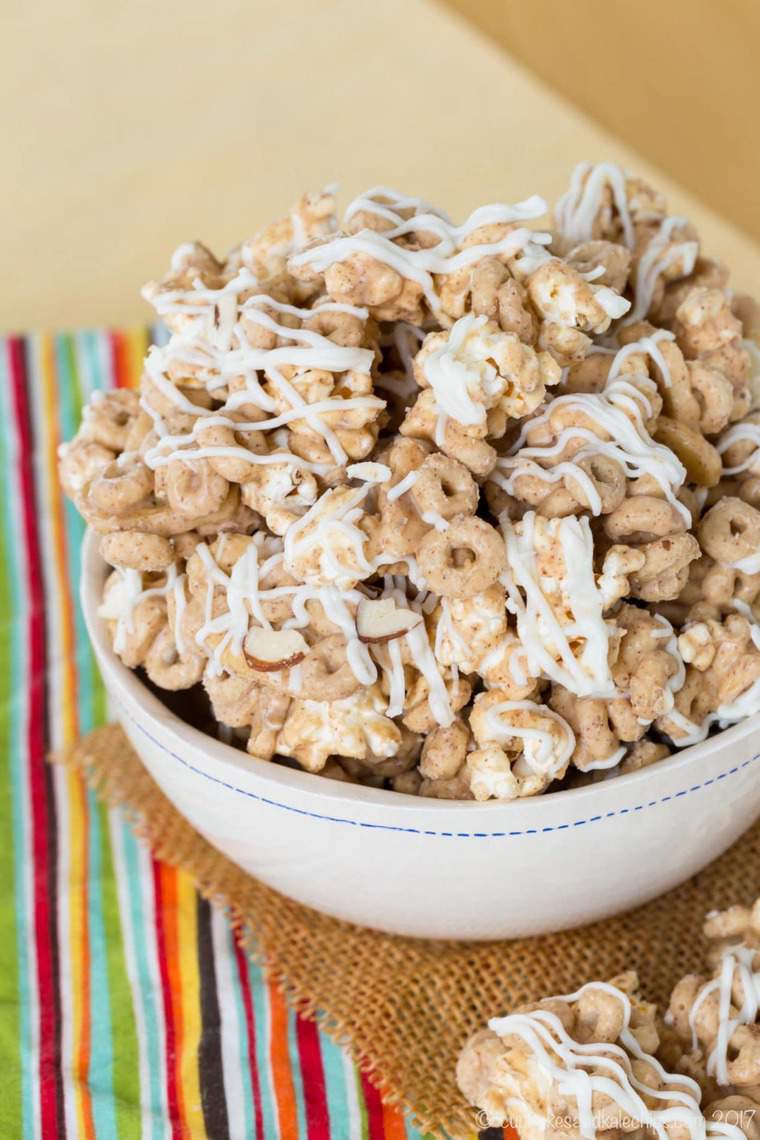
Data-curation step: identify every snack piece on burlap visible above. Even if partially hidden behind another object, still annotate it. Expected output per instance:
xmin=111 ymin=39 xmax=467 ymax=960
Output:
xmin=457 ymin=971 xmax=732 ymax=1138
xmin=664 ymin=896 xmax=760 ymax=1106
xmin=53 ymin=725 xmax=760 ymax=1140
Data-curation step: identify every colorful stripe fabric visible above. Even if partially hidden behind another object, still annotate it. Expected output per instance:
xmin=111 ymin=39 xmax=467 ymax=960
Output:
xmin=0 ymin=330 xmax=495 ymax=1139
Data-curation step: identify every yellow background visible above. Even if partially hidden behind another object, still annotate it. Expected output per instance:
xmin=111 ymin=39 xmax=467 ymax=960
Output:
xmin=443 ymin=0 xmax=760 ymax=245
xmin=3 ymin=0 xmax=759 ymax=332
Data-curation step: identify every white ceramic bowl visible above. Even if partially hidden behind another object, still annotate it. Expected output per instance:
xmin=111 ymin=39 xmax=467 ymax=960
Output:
xmin=82 ymin=530 xmax=760 ymax=940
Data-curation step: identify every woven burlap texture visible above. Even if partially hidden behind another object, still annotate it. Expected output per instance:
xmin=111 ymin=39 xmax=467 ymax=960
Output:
xmin=54 ymin=724 xmax=760 ymax=1139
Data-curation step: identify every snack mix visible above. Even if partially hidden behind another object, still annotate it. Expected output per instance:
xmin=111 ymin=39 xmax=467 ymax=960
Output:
xmin=60 ymin=162 xmax=760 ymax=799
xmin=457 ymin=897 xmax=760 ymax=1138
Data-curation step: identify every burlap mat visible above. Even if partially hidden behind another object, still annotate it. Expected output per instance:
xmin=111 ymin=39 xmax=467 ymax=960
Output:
xmin=53 ymin=725 xmax=760 ymax=1139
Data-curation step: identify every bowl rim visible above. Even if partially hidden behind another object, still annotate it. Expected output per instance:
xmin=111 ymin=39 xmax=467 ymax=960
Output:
xmin=81 ymin=527 xmax=760 ymax=816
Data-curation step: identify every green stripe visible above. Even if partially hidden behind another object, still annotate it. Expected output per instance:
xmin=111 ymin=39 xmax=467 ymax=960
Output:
xmin=0 ymin=341 xmax=29 ymax=1136
xmin=98 ymin=802 xmax=142 ymax=1136
xmin=0 ymin=342 xmax=23 ymax=1135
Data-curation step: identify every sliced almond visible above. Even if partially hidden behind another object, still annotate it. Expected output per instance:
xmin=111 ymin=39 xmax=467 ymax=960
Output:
xmin=356 ymin=597 xmax=422 ymax=643
xmin=243 ymin=627 xmax=308 ymax=672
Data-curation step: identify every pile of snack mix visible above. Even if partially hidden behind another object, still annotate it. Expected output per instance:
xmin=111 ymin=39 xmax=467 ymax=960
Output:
xmin=60 ymin=162 xmax=760 ymax=800
xmin=458 ymin=893 xmax=760 ymax=1140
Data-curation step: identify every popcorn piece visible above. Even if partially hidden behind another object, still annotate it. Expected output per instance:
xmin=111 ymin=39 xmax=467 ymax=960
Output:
xmin=414 ymin=314 xmax=560 ymax=428
xmin=527 ymin=257 xmax=631 ymax=365
xmin=467 ymin=690 xmax=575 ymax=799
xmin=283 ymin=485 xmax=376 ymax=589
xmin=275 ymin=684 xmax=401 ymax=772
xmin=658 ymin=614 xmax=760 ymax=744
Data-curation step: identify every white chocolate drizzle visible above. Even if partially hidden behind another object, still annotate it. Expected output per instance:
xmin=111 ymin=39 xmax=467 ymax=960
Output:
xmin=623 ymin=216 xmax=699 ymax=327
xmin=500 ymin=513 xmax=616 ymax=698
xmin=717 ymin=420 xmax=760 ymax=476
xmin=492 ymin=369 xmax=688 ymax=524
xmin=682 ymin=945 xmax=760 ymax=1087
xmin=482 ymin=698 xmax=575 ymax=778
xmin=290 ymin=187 xmax=551 ymax=316
xmin=554 ymin=162 xmax=635 ymax=250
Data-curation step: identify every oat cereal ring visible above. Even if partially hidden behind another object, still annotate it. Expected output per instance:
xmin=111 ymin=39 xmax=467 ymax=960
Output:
xmin=59 ymin=439 xmax=115 ymax=500
xmin=164 ymin=458 xmax=230 ymax=518
xmin=409 ymin=454 xmax=478 ymax=522
xmin=417 ymin=514 xmax=505 ymax=598
xmin=686 ymin=362 xmax=735 ymax=436
xmin=82 ymin=389 xmax=141 ymax=451
xmin=536 ymin=453 xmax=628 ymax=518
xmin=401 ymin=673 xmax=471 ymax=735
xmin=89 ymin=460 xmax=154 ymax=514
xmin=100 ymin=532 xmax=175 ymax=572
xmin=418 ymin=769 xmax=474 ymax=800
xmin=98 ymin=571 xmax=167 ymax=669
xmin=298 ymin=634 xmax=361 ymax=700
xmin=565 ymin=239 xmax=632 ymax=293
xmin=708 ymin=1098 xmax=760 ymax=1140
xmin=144 ymin=625 xmax=205 ymax=690
xmin=698 ymin=498 xmax=760 ymax=566
xmin=619 ymin=738 xmax=671 ymax=774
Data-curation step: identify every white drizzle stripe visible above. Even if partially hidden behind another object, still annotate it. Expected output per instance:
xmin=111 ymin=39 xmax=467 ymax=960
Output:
xmin=717 ymin=422 xmax=760 ymax=475
xmin=684 ymin=945 xmax=760 ymax=1087
xmin=608 ymin=328 xmax=676 ymax=389
xmin=98 ymin=565 xmax=180 ymax=654
xmin=492 ymin=363 xmax=688 ymax=523
xmin=623 ymin=216 xmax=699 ymax=327
xmin=482 ymin=699 xmax=575 ymax=777
xmin=555 ymin=162 xmax=635 ymax=250
xmin=290 ymin=187 xmax=551 ymax=315
xmin=500 ymin=513 xmax=616 ymax=698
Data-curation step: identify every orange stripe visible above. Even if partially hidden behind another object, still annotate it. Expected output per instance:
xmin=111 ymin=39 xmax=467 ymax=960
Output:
xmin=267 ymin=981 xmax=299 ymax=1138
xmin=381 ymin=1102 xmax=408 ymax=1139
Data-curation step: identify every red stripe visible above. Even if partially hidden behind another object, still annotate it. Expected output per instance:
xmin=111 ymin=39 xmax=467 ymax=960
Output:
xmin=109 ymin=331 xmax=130 ymax=390
xmin=234 ymin=941 xmax=265 ymax=1140
xmin=359 ymin=1070 xmax=386 ymax=1140
xmin=9 ymin=337 xmax=64 ymax=1138
xmin=151 ymin=859 xmax=182 ymax=1139
xmin=295 ymin=1014 xmax=330 ymax=1140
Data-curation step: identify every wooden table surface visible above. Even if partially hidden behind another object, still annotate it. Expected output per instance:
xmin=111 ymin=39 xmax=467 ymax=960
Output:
xmin=4 ymin=0 xmax=759 ymax=332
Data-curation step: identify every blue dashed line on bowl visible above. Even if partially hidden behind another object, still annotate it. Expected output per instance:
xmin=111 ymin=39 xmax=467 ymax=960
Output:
xmin=120 ymin=700 xmax=759 ymax=839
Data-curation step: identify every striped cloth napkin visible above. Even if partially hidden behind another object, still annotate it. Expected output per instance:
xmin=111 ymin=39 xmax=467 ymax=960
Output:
xmin=0 ymin=331 xmax=460 ymax=1140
